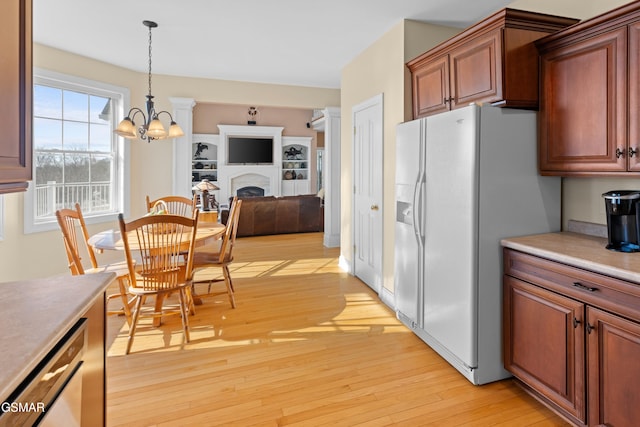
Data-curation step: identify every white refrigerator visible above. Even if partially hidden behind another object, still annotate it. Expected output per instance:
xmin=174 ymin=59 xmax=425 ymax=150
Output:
xmin=394 ymin=104 xmax=561 ymax=385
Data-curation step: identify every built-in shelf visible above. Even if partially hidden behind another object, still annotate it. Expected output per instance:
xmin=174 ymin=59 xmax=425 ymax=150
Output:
xmin=191 ymin=127 xmax=311 ymax=200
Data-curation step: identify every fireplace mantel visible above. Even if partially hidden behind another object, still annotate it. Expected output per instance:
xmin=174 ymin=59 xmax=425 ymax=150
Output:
xmin=183 ymin=127 xmax=311 ymax=205
xmin=216 ymin=125 xmax=284 ymax=201
xmin=218 ymin=125 xmax=284 ymax=141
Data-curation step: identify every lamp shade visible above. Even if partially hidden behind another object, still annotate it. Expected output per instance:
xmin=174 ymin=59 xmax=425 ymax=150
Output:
xmin=146 ymin=118 xmax=167 ymax=139
xmin=114 ymin=117 xmax=137 ymax=139
xmin=168 ymin=121 xmax=185 ymax=138
xmin=192 ymin=179 xmax=219 ymax=192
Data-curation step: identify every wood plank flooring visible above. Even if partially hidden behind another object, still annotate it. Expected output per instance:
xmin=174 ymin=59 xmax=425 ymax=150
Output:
xmin=106 ymin=232 xmax=568 ymax=426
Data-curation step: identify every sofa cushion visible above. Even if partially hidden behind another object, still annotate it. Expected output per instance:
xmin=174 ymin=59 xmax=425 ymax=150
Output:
xmin=275 ymin=198 xmax=300 ymax=234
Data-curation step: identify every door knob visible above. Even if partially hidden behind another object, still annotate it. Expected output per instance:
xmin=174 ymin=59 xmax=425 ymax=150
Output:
xmin=371 ymin=204 xmax=379 ymax=211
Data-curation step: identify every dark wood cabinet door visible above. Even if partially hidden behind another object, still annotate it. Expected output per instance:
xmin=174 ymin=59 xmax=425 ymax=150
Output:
xmin=538 ymin=28 xmax=627 ymax=174
xmin=449 ymin=29 xmax=502 ymax=109
xmin=629 ymin=22 xmax=640 ymax=171
xmin=411 ymin=54 xmax=450 ymax=118
xmin=587 ymin=307 xmax=640 ymax=427
xmin=503 ymin=276 xmax=586 ymax=422
xmin=0 ymin=0 xmax=32 ymax=193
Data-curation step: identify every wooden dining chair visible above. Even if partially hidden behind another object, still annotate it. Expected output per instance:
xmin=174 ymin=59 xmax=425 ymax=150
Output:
xmin=118 ymin=211 xmax=199 ymax=354
xmin=55 ymin=203 xmax=134 ymax=325
xmin=191 ymin=198 xmax=242 ymax=308
xmin=145 ymin=195 xmax=196 ymax=217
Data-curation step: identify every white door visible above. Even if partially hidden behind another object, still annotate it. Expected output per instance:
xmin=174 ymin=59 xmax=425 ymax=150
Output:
xmin=352 ymin=94 xmax=383 ymax=293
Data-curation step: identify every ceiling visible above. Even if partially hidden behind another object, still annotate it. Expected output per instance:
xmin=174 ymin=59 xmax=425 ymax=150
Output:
xmin=33 ymin=0 xmax=513 ymax=89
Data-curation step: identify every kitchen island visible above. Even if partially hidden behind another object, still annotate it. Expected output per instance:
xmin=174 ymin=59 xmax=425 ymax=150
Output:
xmin=0 ymin=272 xmax=114 ymax=426
xmin=502 ymin=231 xmax=640 ymax=426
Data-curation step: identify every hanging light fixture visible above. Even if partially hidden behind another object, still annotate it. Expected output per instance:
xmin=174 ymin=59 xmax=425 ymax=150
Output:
xmin=114 ymin=20 xmax=184 ymax=142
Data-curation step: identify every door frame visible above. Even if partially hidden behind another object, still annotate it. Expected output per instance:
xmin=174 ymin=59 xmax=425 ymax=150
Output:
xmin=351 ymin=93 xmax=384 ymax=293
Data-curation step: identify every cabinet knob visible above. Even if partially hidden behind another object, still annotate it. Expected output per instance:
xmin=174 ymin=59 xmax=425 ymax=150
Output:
xmin=586 ymin=323 xmax=596 ymax=334
xmin=616 ymin=148 xmax=625 ymax=158
xmin=630 ymin=147 xmax=638 ymax=158
xmin=443 ymin=97 xmax=454 ymax=104
xmin=573 ymin=317 xmax=581 ymax=328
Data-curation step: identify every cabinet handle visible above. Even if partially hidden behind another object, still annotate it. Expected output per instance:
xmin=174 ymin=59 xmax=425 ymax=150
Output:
xmin=630 ymin=147 xmax=638 ymax=158
xmin=573 ymin=282 xmax=598 ymax=292
xmin=616 ymin=148 xmax=625 ymax=158
xmin=443 ymin=97 xmax=454 ymax=104
xmin=573 ymin=317 xmax=581 ymax=328
xmin=586 ymin=323 xmax=596 ymax=334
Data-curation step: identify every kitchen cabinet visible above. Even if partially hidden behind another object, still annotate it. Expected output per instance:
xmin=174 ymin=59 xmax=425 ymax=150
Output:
xmin=536 ymin=2 xmax=640 ymax=176
xmin=407 ymin=9 xmax=578 ymax=119
xmin=503 ymin=248 xmax=640 ymax=426
xmin=587 ymin=307 xmax=640 ymax=426
xmin=0 ymin=0 xmax=32 ymax=194
xmin=504 ymin=275 xmax=585 ymax=422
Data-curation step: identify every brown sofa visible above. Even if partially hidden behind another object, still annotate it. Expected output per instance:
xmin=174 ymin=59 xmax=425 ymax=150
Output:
xmin=222 ymin=195 xmax=324 ymax=237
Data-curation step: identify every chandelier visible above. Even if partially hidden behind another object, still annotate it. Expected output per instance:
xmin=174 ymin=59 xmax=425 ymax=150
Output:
xmin=114 ymin=20 xmax=184 ymax=141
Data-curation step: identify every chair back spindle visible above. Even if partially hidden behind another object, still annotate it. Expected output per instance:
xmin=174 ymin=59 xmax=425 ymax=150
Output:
xmin=145 ymin=195 xmax=196 ymax=218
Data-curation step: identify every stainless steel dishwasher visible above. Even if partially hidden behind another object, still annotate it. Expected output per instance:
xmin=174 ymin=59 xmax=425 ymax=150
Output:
xmin=0 ymin=318 xmax=87 ymax=426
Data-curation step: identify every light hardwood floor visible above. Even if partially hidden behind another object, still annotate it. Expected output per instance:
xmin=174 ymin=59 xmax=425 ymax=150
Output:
xmin=106 ymin=232 xmax=567 ymax=426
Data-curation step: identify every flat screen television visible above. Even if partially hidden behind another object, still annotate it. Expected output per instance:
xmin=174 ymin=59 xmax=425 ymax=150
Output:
xmin=227 ymin=136 xmax=274 ymax=164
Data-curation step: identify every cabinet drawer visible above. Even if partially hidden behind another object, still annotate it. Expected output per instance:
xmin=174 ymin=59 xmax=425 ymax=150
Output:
xmin=504 ymin=248 xmax=640 ymax=321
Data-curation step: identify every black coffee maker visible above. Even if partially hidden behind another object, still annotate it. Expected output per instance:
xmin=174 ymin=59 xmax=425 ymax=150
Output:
xmin=602 ymin=190 xmax=640 ymax=252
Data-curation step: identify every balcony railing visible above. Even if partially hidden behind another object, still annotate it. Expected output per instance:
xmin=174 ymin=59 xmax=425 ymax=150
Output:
xmin=35 ymin=181 xmax=112 ymax=219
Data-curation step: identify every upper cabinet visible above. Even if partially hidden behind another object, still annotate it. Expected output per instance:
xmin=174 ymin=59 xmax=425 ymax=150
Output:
xmin=537 ymin=2 xmax=640 ymax=176
xmin=0 ymin=0 xmax=32 ymax=194
xmin=408 ymin=9 xmax=578 ymax=119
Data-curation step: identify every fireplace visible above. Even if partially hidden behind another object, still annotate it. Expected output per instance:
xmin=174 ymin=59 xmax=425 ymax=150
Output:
xmin=237 ymin=186 xmax=265 ymax=198
xmin=229 ymin=172 xmax=273 ymax=198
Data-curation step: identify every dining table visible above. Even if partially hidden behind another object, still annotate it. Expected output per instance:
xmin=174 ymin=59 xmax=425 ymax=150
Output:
xmin=88 ymin=221 xmax=225 ymax=252
xmin=88 ymin=220 xmax=225 ymax=326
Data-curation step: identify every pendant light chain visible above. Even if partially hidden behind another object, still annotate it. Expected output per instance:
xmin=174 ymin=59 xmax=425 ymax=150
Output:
xmin=114 ymin=20 xmax=184 ymax=141
xmin=147 ymin=24 xmax=153 ymax=98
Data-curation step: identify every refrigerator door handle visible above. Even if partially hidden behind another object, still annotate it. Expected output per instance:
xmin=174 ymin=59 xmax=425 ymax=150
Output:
xmin=413 ymin=172 xmax=426 ymax=243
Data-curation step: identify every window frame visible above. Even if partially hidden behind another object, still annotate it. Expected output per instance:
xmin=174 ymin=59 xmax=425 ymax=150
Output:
xmin=24 ymin=68 xmax=130 ymax=234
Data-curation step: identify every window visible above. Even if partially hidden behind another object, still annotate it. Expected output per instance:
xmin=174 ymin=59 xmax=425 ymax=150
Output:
xmin=24 ymin=69 xmax=130 ymax=233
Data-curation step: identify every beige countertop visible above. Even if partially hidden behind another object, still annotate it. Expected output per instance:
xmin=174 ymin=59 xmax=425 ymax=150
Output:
xmin=0 ymin=272 xmax=114 ymax=403
xmin=502 ymin=232 xmax=640 ymax=284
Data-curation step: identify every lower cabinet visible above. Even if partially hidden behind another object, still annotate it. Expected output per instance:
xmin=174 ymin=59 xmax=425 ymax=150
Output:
xmin=587 ymin=307 xmax=640 ymax=426
xmin=504 ymin=276 xmax=585 ymax=421
xmin=503 ymin=248 xmax=640 ymax=426
xmin=281 ymin=179 xmax=310 ymax=196
xmin=81 ymin=291 xmax=106 ymax=427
